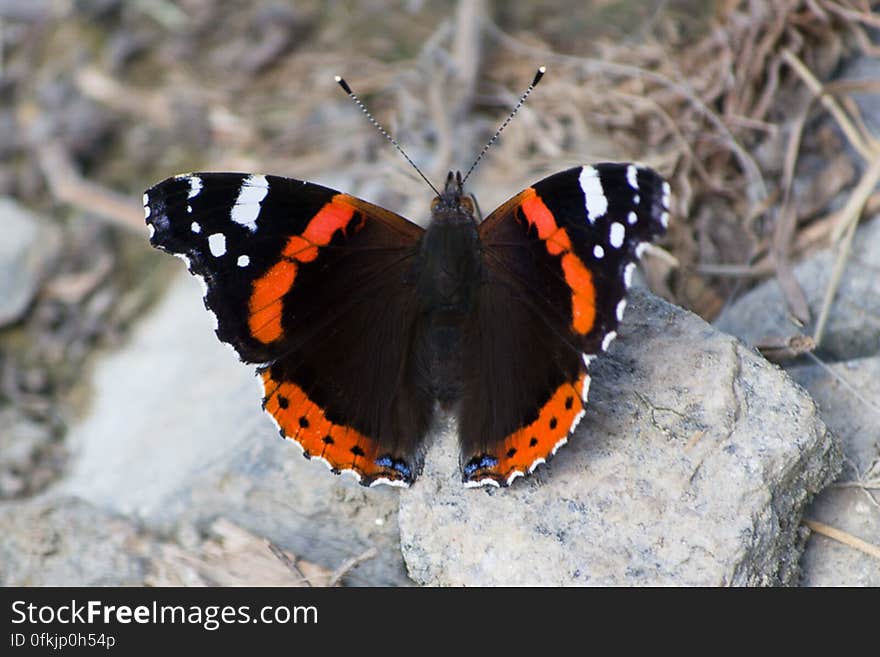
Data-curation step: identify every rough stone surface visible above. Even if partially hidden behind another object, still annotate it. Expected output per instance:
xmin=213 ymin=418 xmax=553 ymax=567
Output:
xmin=0 ymin=198 xmax=62 ymax=326
xmin=715 ymin=217 xmax=880 ymax=362
xmin=0 ymin=496 xmax=150 ymax=586
xmin=787 ymin=357 xmax=880 ymax=586
xmin=59 ymin=272 xmax=409 ymax=586
xmin=0 ymin=409 xmax=58 ymax=498
xmin=399 ymin=289 xmax=841 ymax=586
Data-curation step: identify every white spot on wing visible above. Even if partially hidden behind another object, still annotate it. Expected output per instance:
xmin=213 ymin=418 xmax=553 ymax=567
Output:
xmin=601 ymin=331 xmax=617 ymax=351
xmin=582 ymin=353 xmax=595 ymax=368
xmin=528 ymin=457 xmax=546 ymax=473
xmin=551 ymin=436 xmax=569 ymax=455
xmin=174 ymin=252 xmax=192 ymax=270
xmin=370 ymin=477 xmax=410 ymax=489
xmin=579 ymin=166 xmax=608 ymax=222
xmin=627 ymin=210 xmax=637 ymax=225
xmin=208 ymin=232 xmax=226 ymax=257
xmin=188 ymin=176 xmax=203 ymax=199
xmin=506 ymin=470 xmax=524 ymax=486
xmin=616 ymin=299 xmax=627 ymax=321
xmin=231 ymin=174 xmax=269 ymax=232
xmin=569 ymin=410 xmax=586 ymax=434
xmin=581 ymin=375 xmax=592 ymax=402
xmin=142 ymin=193 xmax=149 ymax=205
xmin=147 ymin=223 xmax=155 ymax=238
xmin=187 ymin=205 xmax=193 ymax=214
xmin=626 ymin=164 xmax=638 ymax=189
xmin=593 ymin=244 xmax=605 ymax=259
xmin=636 ymin=242 xmax=648 ymax=258
xmin=191 ymin=221 xmax=201 ymax=233
xmin=624 ymin=263 xmax=635 ymax=287
xmin=465 ymin=478 xmax=500 ymax=489
xmin=661 ymin=211 xmax=669 ymax=228
xmin=662 ymin=181 xmax=671 ymax=209
xmin=340 ymin=469 xmax=363 ymax=484
xmin=237 ymin=254 xmax=250 ymax=267
xmin=173 ymin=253 xmax=211 ymax=329
xmin=609 ymin=222 xmax=625 ymax=248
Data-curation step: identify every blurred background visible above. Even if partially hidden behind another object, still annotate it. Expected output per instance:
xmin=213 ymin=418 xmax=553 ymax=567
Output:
xmin=0 ymin=0 xmax=878 ymax=585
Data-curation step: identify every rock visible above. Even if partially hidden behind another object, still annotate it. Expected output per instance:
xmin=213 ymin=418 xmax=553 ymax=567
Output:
xmin=0 ymin=0 xmax=53 ymax=22
xmin=147 ymin=518 xmax=335 ymax=586
xmin=60 ymin=271 xmax=409 ymax=586
xmin=787 ymin=357 xmax=880 ymax=586
xmin=0 ymin=409 xmax=60 ymax=498
xmin=398 ymin=289 xmax=840 ymax=586
xmin=0 ymin=494 xmax=356 ymax=586
xmin=715 ymin=218 xmax=880 ymax=361
xmin=0 ymin=198 xmax=61 ymax=326
xmin=0 ymin=496 xmax=150 ymax=585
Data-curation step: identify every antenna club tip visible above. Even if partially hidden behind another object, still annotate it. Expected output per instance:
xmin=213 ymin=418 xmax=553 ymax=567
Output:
xmin=334 ymin=75 xmax=353 ymax=94
xmin=532 ymin=66 xmax=546 ymax=86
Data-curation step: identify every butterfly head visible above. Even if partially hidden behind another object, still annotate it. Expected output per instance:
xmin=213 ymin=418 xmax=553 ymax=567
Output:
xmin=430 ymin=171 xmax=476 ymax=223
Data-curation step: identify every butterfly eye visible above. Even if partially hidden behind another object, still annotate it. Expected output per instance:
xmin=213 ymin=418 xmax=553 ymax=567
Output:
xmin=460 ymin=196 xmax=474 ymax=214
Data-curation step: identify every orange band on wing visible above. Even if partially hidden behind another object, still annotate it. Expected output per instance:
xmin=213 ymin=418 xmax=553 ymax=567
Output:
xmin=261 ymin=370 xmax=410 ymax=486
xmin=465 ymin=372 xmax=588 ymax=486
xmin=248 ymin=260 xmax=298 ymax=343
xmin=520 ymin=189 xmax=596 ymax=335
xmin=247 ymin=196 xmax=358 ymax=343
xmin=561 ymin=254 xmax=596 ymax=335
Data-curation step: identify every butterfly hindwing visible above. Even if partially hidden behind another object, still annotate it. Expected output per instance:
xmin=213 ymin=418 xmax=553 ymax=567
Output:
xmin=146 ymin=173 xmax=430 ymax=487
xmin=459 ymin=163 xmax=670 ymax=486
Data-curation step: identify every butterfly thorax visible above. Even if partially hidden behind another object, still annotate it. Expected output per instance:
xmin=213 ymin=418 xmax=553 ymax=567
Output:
xmin=417 ymin=171 xmax=481 ymax=314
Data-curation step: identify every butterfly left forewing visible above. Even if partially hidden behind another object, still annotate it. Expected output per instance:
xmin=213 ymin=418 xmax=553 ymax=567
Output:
xmin=460 ymin=163 xmax=670 ymax=486
xmin=146 ymin=173 xmax=431 ymax=487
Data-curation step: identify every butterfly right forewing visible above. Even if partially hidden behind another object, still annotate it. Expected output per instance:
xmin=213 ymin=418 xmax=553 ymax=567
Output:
xmin=458 ymin=163 xmax=670 ymax=486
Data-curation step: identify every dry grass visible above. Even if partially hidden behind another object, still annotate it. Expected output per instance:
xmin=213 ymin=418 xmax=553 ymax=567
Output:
xmin=473 ymin=1 xmax=880 ymax=323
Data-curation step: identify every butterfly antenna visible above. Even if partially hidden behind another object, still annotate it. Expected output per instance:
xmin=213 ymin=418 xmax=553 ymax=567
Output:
xmin=461 ymin=66 xmax=546 ymax=186
xmin=334 ymin=75 xmax=441 ymax=197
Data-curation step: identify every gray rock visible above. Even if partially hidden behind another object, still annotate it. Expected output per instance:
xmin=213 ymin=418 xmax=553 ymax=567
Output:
xmin=398 ymin=289 xmax=840 ymax=586
xmin=0 ymin=496 xmax=150 ymax=586
xmin=0 ymin=409 xmax=59 ymax=498
xmin=715 ymin=217 xmax=880 ymax=361
xmin=60 ymin=272 xmax=409 ymax=586
xmin=0 ymin=198 xmax=62 ymax=326
xmin=787 ymin=357 xmax=880 ymax=586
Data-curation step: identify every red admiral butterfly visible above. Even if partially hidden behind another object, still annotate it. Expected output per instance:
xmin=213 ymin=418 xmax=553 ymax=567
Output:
xmin=144 ymin=70 xmax=670 ymax=488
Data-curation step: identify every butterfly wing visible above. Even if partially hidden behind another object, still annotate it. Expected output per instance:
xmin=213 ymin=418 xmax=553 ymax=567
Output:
xmin=145 ymin=173 xmax=430 ymax=487
xmin=460 ymin=164 xmax=670 ymax=486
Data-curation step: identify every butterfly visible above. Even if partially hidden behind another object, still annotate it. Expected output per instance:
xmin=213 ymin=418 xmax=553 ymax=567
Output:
xmin=144 ymin=160 xmax=669 ymax=488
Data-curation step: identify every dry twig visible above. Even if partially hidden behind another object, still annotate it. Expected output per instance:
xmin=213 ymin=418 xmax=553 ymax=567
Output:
xmin=803 ymin=519 xmax=880 ymax=561
xmin=37 ymin=143 xmax=144 ymax=233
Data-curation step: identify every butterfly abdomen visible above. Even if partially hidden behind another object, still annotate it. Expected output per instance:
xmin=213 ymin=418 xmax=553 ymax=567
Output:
xmin=412 ymin=217 xmax=483 ymax=408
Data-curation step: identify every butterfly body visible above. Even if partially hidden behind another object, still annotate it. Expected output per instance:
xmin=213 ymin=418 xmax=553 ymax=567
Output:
xmin=145 ymin=163 xmax=670 ymax=488
xmin=412 ymin=172 xmax=482 ymax=408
